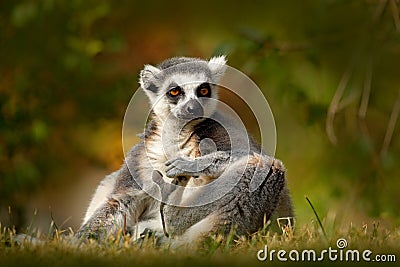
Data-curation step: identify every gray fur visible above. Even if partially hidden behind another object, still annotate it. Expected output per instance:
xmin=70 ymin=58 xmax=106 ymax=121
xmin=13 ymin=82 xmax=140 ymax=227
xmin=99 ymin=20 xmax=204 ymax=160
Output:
xmin=77 ymin=56 xmax=293 ymax=244
xmin=164 ymin=155 xmax=286 ymax=236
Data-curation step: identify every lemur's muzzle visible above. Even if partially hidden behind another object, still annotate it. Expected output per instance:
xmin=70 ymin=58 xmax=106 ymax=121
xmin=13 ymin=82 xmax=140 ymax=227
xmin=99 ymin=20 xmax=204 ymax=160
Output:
xmin=181 ymin=99 xmax=204 ymax=119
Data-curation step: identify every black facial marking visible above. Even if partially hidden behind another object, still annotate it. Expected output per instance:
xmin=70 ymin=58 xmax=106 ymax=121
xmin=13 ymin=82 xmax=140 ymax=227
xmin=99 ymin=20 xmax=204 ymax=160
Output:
xmin=167 ymin=82 xmax=179 ymax=89
xmin=196 ymin=82 xmax=211 ymax=97
xmin=166 ymin=85 xmax=184 ymax=104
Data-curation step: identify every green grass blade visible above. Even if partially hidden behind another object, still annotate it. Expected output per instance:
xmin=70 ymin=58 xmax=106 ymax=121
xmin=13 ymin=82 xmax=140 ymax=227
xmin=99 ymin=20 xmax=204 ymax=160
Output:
xmin=305 ymin=196 xmax=328 ymax=242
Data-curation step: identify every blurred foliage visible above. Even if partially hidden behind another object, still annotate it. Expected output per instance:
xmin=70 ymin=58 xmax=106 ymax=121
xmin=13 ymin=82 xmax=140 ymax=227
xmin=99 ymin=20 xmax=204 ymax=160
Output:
xmin=0 ymin=0 xmax=136 ymax=226
xmin=0 ymin=0 xmax=399 ymax=229
xmin=217 ymin=0 xmax=400 ymax=224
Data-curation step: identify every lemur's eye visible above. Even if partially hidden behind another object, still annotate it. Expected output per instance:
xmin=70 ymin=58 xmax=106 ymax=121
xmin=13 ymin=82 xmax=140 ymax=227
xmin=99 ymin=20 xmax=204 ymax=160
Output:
xmin=197 ymin=83 xmax=211 ymax=97
xmin=168 ymin=87 xmax=182 ymax=97
xmin=199 ymin=88 xmax=209 ymax=96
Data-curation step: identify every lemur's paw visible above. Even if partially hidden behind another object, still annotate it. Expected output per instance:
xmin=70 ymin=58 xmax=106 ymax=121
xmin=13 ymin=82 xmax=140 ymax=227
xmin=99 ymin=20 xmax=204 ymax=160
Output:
xmin=134 ymin=228 xmax=169 ymax=247
xmin=165 ymin=157 xmax=197 ymax=177
xmin=139 ymin=227 xmax=155 ymax=239
xmin=75 ymin=227 xmax=100 ymax=240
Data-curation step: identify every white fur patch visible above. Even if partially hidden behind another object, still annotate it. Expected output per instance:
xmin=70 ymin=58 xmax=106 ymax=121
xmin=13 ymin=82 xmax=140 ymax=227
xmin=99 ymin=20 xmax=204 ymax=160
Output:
xmin=172 ymin=212 xmax=218 ymax=247
xmin=208 ymin=55 xmax=227 ymax=82
xmin=208 ymin=55 xmax=227 ymax=67
xmin=82 ymin=171 xmax=118 ymax=225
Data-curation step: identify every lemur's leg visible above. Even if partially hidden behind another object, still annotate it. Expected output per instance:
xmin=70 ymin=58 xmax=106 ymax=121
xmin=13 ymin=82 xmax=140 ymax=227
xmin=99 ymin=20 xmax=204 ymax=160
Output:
xmin=77 ymin=189 xmax=148 ymax=239
xmin=275 ymin=186 xmax=294 ymax=217
xmin=76 ymin=168 xmax=161 ymax=240
xmin=82 ymin=170 xmax=119 ymax=226
xmin=165 ymin=153 xmax=290 ymax=244
xmin=272 ymin=186 xmax=295 ymax=229
xmin=128 ymin=202 xmax=164 ymax=241
xmin=169 ymin=212 xmax=221 ymax=248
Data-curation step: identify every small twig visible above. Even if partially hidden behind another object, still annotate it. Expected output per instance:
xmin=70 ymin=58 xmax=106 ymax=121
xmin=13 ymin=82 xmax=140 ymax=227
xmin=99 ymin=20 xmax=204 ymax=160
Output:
xmin=326 ymin=65 xmax=354 ymax=145
xmin=50 ymin=209 xmax=59 ymax=231
xmin=59 ymin=216 xmax=72 ymax=230
xmin=358 ymin=60 xmax=373 ymax=119
xmin=390 ymin=0 xmax=400 ymax=32
xmin=336 ymin=92 xmax=359 ymax=112
xmin=380 ymin=89 xmax=400 ymax=158
xmin=358 ymin=60 xmax=373 ymax=143
xmin=305 ymin=196 xmax=328 ymax=242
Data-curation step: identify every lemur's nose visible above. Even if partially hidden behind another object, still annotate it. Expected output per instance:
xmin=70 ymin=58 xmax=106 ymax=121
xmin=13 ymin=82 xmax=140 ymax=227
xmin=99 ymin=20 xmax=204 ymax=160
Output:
xmin=186 ymin=99 xmax=204 ymax=117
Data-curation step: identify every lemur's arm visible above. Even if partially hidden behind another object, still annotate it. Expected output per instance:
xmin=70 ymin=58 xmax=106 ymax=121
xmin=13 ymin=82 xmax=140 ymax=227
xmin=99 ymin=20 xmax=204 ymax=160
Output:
xmin=165 ymin=151 xmax=234 ymax=178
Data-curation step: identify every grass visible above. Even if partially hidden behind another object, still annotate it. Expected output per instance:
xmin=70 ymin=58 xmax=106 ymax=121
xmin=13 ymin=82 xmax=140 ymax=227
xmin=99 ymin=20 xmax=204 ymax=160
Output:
xmin=1 ymin=200 xmax=399 ymax=267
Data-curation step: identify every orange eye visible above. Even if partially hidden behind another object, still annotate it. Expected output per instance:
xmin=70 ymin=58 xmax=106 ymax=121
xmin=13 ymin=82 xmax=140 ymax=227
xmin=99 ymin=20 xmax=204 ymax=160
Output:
xmin=168 ymin=87 xmax=181 ymax=97
xmin=197 ymin=83 xmax=211 ymax=97
xmin=199 ymin=88 xmax=209 ymax=96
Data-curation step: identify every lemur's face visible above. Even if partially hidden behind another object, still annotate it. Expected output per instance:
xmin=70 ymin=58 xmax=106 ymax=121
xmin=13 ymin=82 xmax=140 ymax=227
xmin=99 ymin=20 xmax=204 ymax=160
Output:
xmin=139 ymin=56 xmax=227 ymax=122
xmin=153 ymin=72 xmax=217 ymax=121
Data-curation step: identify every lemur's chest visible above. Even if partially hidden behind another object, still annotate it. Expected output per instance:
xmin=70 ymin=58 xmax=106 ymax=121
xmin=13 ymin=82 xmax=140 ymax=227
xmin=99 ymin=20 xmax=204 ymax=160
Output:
xmin=144 ymin=129 xmax=200 ymax=174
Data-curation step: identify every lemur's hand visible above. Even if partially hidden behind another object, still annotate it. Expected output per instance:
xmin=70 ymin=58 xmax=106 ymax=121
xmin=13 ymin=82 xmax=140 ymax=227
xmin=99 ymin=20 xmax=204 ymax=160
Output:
xmin=165 ymin=156 xmax=211 ymax=178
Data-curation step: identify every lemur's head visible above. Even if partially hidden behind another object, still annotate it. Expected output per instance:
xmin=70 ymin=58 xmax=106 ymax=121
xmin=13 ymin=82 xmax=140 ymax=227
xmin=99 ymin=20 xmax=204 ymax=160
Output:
xmin=139 ymin=56 xmax=227 ymax=122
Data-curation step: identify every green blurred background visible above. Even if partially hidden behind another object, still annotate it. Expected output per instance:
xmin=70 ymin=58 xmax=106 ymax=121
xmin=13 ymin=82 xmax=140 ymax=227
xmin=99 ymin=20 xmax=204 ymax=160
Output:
xmin=0 ymin=0 xmax=399 ymax=233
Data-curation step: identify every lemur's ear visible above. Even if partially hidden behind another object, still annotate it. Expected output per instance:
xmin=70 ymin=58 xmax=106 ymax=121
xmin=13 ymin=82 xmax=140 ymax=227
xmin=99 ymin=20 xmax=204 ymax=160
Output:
xmin=139 ymin=64 xmax=161 ymax=93
xmin=208 ymin=55 xmax=227 ymax=81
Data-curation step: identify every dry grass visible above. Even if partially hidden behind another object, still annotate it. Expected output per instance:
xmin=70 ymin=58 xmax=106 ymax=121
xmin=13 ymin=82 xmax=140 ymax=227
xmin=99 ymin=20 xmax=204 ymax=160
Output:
xmin=1 ymin=216 xmax=399 ymax=267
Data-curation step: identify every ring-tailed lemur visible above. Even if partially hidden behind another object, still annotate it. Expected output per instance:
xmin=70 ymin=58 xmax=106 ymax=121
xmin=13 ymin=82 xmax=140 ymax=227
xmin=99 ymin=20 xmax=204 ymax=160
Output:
xmin=76 ymin=56 xmax=293 ymax=243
